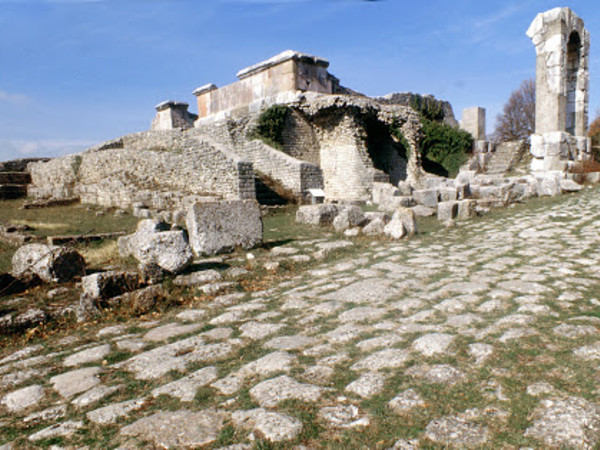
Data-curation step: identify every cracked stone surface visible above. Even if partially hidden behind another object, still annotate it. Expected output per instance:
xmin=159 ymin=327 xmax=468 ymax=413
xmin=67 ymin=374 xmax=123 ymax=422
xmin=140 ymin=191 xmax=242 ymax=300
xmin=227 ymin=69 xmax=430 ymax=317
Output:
xmin=120 ymin=410 xmax=226 ymax=448
xmin=249 ymin=375 xmax=324 ymax=407
xmin=4 ymin=188 xmax=600 ymax=447
xmin=525 ymin=396 xmax=600 ymax=449
xmin=231 ymin=408 xmax=303 ymax=442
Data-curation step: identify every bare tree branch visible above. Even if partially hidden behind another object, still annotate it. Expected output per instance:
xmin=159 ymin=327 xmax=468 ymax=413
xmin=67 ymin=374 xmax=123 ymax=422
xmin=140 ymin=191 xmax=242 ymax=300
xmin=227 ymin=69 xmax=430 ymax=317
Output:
xmin=493 ymin=79 xmax=535 ymax=142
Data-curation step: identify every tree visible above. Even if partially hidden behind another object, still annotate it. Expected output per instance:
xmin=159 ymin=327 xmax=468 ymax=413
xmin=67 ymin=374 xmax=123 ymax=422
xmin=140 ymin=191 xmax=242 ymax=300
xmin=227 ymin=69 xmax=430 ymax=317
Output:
xmin=493 ymin=78 xmax=535 ymax=142
xmin=589 ymin=111 xmax=600 ymax=160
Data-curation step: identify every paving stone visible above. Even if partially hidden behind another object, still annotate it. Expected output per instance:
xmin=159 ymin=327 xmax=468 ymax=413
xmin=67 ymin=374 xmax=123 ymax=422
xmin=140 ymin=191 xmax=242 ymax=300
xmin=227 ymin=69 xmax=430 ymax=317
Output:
xmin=554 ymin=323 xmax=597 ymax=338
xmin=120 ymin=409 xmax=226 ymax=448
xmin=23 ymin=404 xmax=67 ymax=424
xmin=0 ymin=345 xmax=43 ymax=365
xmin=525 ymin=396 xmax=600 ymax=449
xmin=97 ymin=325 xmax=127 ymax=337
xmin=50 ymin=367 xmax=102 ymax=398
xmin=498 ymin=327 xmax=538 ymax=343
xmin=351 ymin=349 xmax=410 ymax=371
xmin=345 ymin=372 xmax=386 ymax=398
xmin=318 ymin=405 xmax=370 ymax=428
xmin=469 ymin=343 xmax=494 ymax=365
xmin=72 ymin=384 xmax=122 ymax=408
xmin=574 ymin=342 xmax=600 ymax=360
xmin=28 ymin=420 xmax=84 ymax=442
xmin=265 ymin=335 xmax=318 ymax=350
xmin=249 ymin=375 xmax=324 ymax=407
xmin=173 ymin=269 xmax=222 ymax=286
xmin=323 ymin=279 xmax=394 ymax=304
xmin=1 ymin=384 xmax=44 ymax=412
xmin=238 ymin=351 xmax=296 ymax=378
xmin=406 ymin=364 xmax=466 ymax=385
xmin=143 ymin=323 xmax=203 ymax=342
xmin=526 ymin=381 xmax=555 ymax=397
xmin=210 ymin=310 xmax=246 ymax=325
xmin=412 ymin=333 xmax=455 ymax=356
xmin=356 ymin=334 xmax=404 ymax=351
xmin=424 ymin=414 xmax=490 ymax=447
xmin=115 ymin=338 xmax=147 ymax=352
xmin=63 ymin=344 xmax=111 ymax=367
xmin=87 ymin=398 xmax=148 ymax=424
xmin=389 ymin=388 xmax=426 ymax=414
xmin=324 ymin=324 xmax=367 ymax=344
xmin=152 ymin=367 xmax=218 ymax=401
xmin=338 ymin=306 xmax=387 ymax=323
xmin=497 ymin=280 xmax=550 ymax=294
xmin=239 ymin=321 xmax=284 ymax=340
xmin=175 ymin=309 xmax=207 ymax=322
xmin=231 ymin=408 xmax=303 ymax=442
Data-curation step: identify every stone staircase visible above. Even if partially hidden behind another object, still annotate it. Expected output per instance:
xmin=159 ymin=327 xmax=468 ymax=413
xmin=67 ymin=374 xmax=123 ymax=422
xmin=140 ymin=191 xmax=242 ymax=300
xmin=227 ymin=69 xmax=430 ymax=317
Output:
xmin=254 ymin=173 xmax=293 ymax=206
xmin=485 ymin=141 xmax=526 ymax=175
xmin=0 ymin=171 xmax=31 ymax=200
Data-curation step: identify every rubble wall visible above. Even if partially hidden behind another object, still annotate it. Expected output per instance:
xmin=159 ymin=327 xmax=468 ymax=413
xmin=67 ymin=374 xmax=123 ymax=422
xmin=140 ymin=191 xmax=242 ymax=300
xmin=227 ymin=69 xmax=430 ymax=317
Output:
xmin=28 ymin=130 xmax=255 ymax=212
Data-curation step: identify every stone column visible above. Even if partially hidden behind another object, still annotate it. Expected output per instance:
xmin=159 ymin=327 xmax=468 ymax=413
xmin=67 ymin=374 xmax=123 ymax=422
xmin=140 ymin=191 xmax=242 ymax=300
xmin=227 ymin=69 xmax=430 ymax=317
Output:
xmin=527 ymin=7 xmax=590 ymax=173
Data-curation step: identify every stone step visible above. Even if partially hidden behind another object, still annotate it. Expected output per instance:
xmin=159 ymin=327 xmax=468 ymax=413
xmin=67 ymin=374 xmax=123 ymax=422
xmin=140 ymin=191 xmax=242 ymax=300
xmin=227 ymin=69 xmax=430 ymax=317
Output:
xmin=0 ymin=172 xmax=31 ymax=185
xmin=0 ymin=184 xmax=28 ymax=199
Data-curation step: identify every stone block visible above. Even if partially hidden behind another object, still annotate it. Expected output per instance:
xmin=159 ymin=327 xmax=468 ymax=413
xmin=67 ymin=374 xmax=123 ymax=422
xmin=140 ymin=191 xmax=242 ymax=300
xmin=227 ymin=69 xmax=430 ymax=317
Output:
xmin=585 ymin=172 xmax=600 ymax=183
xmin=296 ymin=204 xmax=338 ymax=226
xmin=413 ymin=189 xmax=438 ymax=208
xmin=560 ymin=179 xmax=583 ymax=192
xmin=455 ymin=183 xmax=471 ymax=200
xmin=364 ymin=211 xmax=391 ymax=224
xmin=333 ymin=206 xmax=366 ymax=232
xmin=538 ymin=176 xmax=561 ymax=196
xmin=437 ymin=202 xmax=458 ymax=222
xmin=371 ymin=182 xmax=398 ymax=205
xmin=439 ymin=187 xmax=458 ymax=202
xmin=378 ymin=196 xmax=416 ymax=212
xmin=392 ymin=207 xmax=417 ymax=235
xmin=412 ymin=205 xmax=436 ymax=217
xmin=11 ymin=244 xmax=86 ymax=284
xmin=397 ymin=181 xmax=413 ymax=196
xmin=362 ymin=219 xmax=385 ymax=235
xmin=187 ymin=200 xmax=263 ymax=256
xmin=456 ymin=200 xmax=476 ymax=221
xmin=134 ymin=230 xmax=193 ymax=274
xmin=81 ymin=271 xmax=141 ymax=300
xmin=383 ymin=219 xmax=406 ymax=240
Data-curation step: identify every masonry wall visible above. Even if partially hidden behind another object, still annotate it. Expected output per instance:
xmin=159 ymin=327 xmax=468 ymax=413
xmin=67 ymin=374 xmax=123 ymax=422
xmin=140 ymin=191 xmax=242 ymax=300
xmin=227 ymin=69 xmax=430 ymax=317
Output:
xmin=197 ymin=60 xmax=297 ymax=119
xmin=28 ymin=130 xmax=255 ymax=213
xmin=281 ymin=110 xmax=321 ymax=165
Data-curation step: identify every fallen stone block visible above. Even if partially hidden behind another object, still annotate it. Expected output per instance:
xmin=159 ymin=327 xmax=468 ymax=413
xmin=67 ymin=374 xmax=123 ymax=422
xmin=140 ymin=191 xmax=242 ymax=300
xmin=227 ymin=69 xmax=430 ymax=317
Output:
xmin=383 ymin=218 xmax=406 ymax=240
xmin=371 ymin=182 xmax=399 ymax=205
xmin=378 ymin=196 xmax=416 ymax=212
xmin=11 ymin=244 xmax=85 ymax=283
xmin=397 ymin=180 xmax=413 ymax=196
xmin=134 ymin=230 xmax=193 ymax=274
xmin=438 ymin=201 xmax=458 ymax=222
xmin=393 ymin=207 xmax=417 ymax=235
xmin=187 ymin=200 xmax=263 ymax=255
xmin=362 ymin=219 xmax=385 ymax=235
xmin=413 ymin=189 xmax=439 ymax=208
xmin=560 ymin=179 xmax=583 ymax=192
xmin=81 ymin=271 xmax=141 ymax=300
xmin=296 ymin=204 xmax=338 ymax=226
xmin=333 ymin=206 xmax=367 ymax=232
xmin=456 ymin=200 xmax=477 ymax=221
xmin=412 ymin=205 xmax=436 ymax=217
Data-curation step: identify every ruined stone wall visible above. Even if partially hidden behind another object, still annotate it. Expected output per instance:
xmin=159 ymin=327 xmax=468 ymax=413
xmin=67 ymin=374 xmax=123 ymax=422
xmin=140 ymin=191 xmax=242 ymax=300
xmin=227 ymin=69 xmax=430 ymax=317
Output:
xmin=313 ymin=112 xmax=375 ymax=201
xmin=281 ymin=110 xmax=321 ymax=165
xmin=28 ymin=130 xmax=255 ymax=212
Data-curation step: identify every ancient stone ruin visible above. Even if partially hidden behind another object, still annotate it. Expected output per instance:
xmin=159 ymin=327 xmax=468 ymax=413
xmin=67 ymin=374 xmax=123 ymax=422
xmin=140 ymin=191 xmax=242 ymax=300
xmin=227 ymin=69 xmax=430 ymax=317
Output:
xmin=527 ymin=7 xmax=591 ymax=172
xmin=20 ymin=7 xmax=597 ymax=224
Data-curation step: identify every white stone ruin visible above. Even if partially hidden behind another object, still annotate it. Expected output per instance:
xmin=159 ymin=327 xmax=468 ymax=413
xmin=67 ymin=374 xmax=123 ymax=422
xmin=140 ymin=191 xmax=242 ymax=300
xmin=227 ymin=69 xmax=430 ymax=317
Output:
xmin=527 ymin=7 xmax=591 ymax=173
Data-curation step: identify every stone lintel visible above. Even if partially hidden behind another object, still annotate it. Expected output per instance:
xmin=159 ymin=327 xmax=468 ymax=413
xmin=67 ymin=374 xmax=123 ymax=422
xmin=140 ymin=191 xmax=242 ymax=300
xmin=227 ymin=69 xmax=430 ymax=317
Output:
xmin=236 ymin=50 xmax=329 ymax=80
xmin=155 ymin=101 xmax=190 ymax=112
xmin=192 ymin=84 xmax=218 ymax=97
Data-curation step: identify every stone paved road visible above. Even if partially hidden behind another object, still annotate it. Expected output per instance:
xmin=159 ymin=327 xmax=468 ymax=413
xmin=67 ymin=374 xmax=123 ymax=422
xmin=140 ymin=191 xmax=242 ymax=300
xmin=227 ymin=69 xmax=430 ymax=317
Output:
xmin=3 ymin=189 xmax=600 ymax=448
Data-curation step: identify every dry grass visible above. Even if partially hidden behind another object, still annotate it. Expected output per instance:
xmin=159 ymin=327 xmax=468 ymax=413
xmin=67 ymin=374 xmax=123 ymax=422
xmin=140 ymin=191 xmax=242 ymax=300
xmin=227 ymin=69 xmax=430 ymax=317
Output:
xmin=9 ymin=219 xmax=69 ymax=231
xmin=79 ymin=240 xmax=120 ymax=269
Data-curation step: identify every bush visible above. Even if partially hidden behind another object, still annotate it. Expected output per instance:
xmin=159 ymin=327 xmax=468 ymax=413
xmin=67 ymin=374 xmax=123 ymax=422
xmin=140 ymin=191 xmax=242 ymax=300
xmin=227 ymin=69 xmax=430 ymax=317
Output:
xmin=420 ymin=119 xmax=473 ymax=178
xmin=249 ymin=104 xmax=290 ymax=150
xmin=410 ymin=94 xmax=445 ymax=122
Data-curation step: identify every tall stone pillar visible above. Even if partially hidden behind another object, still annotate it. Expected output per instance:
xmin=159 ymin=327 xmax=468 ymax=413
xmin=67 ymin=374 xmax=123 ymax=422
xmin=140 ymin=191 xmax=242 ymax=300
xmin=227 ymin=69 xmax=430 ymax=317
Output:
xmin=527 ymin=7 xmax=590 ymax=173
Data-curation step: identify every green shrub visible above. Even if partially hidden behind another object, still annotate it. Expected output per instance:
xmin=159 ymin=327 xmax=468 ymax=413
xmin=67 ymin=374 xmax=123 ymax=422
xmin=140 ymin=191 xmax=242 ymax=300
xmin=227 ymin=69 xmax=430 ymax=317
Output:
xmin=420 ymin=119 xmax=473 ymax=178
xmin=250 ymin=104 xmax=290 ymax=150
xmin=388 ymin=118 xmax=411 ymax=160
xmin=410 ymin=94 xmax=445 ymax=122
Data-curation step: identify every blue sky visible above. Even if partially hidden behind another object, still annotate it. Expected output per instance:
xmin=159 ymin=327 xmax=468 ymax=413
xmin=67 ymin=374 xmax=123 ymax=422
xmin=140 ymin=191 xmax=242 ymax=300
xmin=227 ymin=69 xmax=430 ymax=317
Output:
xmin=0 ymin=0 xmax=598 ymax=161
